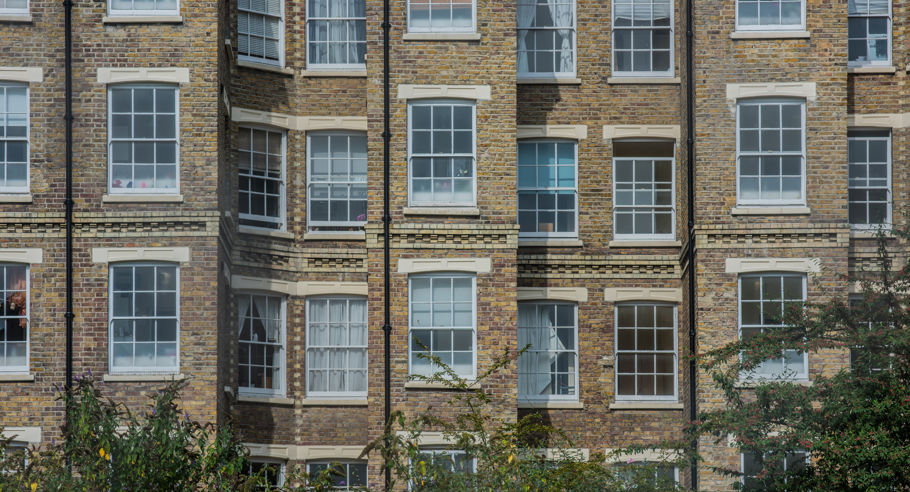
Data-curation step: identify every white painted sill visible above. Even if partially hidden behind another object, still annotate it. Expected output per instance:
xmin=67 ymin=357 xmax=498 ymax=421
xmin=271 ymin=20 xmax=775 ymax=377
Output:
xmin=850 ymin=229 xmax=892 ymax=239
xmin=518 ymin=238 xmax=583 ymax=247
xmin=103 ymin=373 xmax=186 ymax=382
xmin=609 ymin=402 xmax=683 ymax=410
xmin=0 ymin=14 xmax=32 ymax=22
xmin=403 ymin=207 xmax=480 ymax=217
xmin=102 ymin=193 xmax=183 ymax=203
xmin=0 ymin=373 xmax=35 ymax=382
xmin=404 ymin=381 xmax=481 ymax=390
xmin=403 ymin=32 xmax=481 ymax=41
xmin=517 ymin=77 xmax=582 ymax=85
xmin=238 ymin=225 xmax=295 ymax=240
xmin=730 ymin=30 xmax=810 ymax=39
xmin=299 ymin=398 xmax=368 ymax=406
xmin=0 ymin=193 xmax=32 ymax=203
xmin=607 ymin=76 xmax=680 ymax=84
xmin=848 ymin=65 xmax=896 ymax=74
xmin=608 ymin=240 xmax=681 ymax=248
xmin=236 ymin=59 xmax=295 ymax=76
xmin=237 ymin=394 xmax=295 ymax=406
xmin=518 ymin=401 xmax=584 ymax=409
xmin=102 ymin=15 xmax=183 ymax=23
xmin=731 ymin=206 xmax=811 ymax=216
xmin=302 ymin=231 xmax=366 ymax=241
xmin=735 ymin=379 xmax=812 ymax=389
xmin=301 ymin=69 xmax=367 ymax=77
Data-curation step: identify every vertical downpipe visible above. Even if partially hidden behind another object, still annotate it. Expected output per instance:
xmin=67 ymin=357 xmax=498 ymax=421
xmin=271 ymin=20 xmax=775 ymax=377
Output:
xmin=63 ymin=0 xmax=74 ymax=391
xmin=380 ymin=0 xmax=392 ymax=488
xmin=685 ymin=0 xmax=698 ymax=488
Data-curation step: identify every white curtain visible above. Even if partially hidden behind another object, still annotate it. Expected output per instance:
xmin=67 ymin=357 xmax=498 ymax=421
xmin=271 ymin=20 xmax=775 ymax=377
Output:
xmin=518 ymin=304 xmax=561 ymax=396
xmin=516 ymin=1 xmax=536 ymax=73
xmin=252 ymin=295 xmax=269 ymax=341
xmin=546 ymin=1 xmax=574 ymax=73
xmin=329 ymin=21 xmax=348 ymax=64
xmin=237 ymin=295 xmax=251 ymax=338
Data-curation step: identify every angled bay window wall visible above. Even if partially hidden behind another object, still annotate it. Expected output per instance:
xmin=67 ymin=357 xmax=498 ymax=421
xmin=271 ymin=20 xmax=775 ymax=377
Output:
xmin=517 ymin=0 xmax=575 ymax=79
xmin=237 ymin=294 xmax=285 ymax=396
xmin=238 ymin=127 xmax=285 ymax=231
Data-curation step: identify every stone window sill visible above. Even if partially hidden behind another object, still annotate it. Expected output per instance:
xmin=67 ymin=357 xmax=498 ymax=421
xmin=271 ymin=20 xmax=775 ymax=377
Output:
xmin=302 ymin=231 xmax=366 ymax=241
xmin=735 ymin=379 xmax=812 ymax=389
xmin=404 ymin=381 xmax=480 ymax=390
xmin=609 ymin=402 xmax=683 ymax=410
xmin=0 ymin=14 xmax=31 ymax=22
xmin=608 ymin=240 xmax=681 ymax=248
xmin=0 ymin=373 xmax=35 ymax=382
xmin=403 ymin=207 xmax=480 ymax=217
xmin=403 ymin=32 xmax=481 ymax=41
xmin=301 ymin=69 xmax=367 ymax=77
xmin=607 ymin=76 xmax=679 ymax=84
xmin=237 ymin=59 xmax=294 ymax=76
xmin=103 ymin=373 xmax=185 ymax=382
xmin=102 ymin=193 xmax=183 ymax=203
xmin=850 ymin=229 xmax=891 ymax=239
xmin=0 ymin=193 xmax=32 ymax=203
xmin=730 ymin=30 xmax=810 ymax=39
xmin=517 ymin=77 xmax=582 ymax=85
xmin=102 ymin=15 xmax=183 ymax=23
xmin=518 ymin=401 xmax=583 ymax=409
xmin=848 ymin=65 xmax=896 ymax=74
xmin=518 ymin=238 xmax=583 ymax=247
xmin=237 ymin=394 xmax=295 ymax=406
xmin=299 ymin=398 xmax=368 ymax=406
xmin=731 ymin=206 xmax=811 ymax=216
xmin=238 ymin=225 xmax=294 ymax=239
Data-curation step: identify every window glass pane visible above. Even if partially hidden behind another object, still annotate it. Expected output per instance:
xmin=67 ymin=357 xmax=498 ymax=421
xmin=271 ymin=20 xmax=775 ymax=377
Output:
xmin=613 ymin=0 xmax=672 ymax=74
xmin=848 ymin=131 xmax=890 ymax=226
xmin=109 ymin=264 xmax=179 ymax=372
xmin=409 ymin=102 xmax=475 ymax=206
xmin=0 ymin=85 xmax=29 ymax=191
xmin=738 ymin=100 xmax=804 ymax=203
xmin=615 ymin=303 xmax=677 ymax=398
xmin=409 ymin=275 xmax=474 ymax=378
xmin=306 ymin=297 xmax=367 ymax=395
xmin=518 ymin=302 xmax=577 ymax=398
xmin=108 ymin=86 xmax=178 ymax=193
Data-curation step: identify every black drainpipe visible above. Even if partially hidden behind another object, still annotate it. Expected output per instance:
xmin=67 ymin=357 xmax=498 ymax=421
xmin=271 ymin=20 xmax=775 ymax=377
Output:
xmin=64 ymin=0 xmax=74 ymax=393
xmin=685 ymin=0 xmax=697 ymax=488
xmin=381 ymin=0 xmax=392 ymax=488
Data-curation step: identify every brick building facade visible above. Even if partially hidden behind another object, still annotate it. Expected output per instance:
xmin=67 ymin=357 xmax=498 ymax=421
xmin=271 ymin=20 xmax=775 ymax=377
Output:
xmin=0 ymin=0 xmax=901 ymax=489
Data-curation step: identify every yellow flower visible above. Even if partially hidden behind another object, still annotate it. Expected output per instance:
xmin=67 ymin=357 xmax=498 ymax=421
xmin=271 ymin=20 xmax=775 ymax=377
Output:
xmin=30 ymin=483 xmax=38 ymax=492
xmin=508 ymin=453 xmax=515 ymax=464
xmin=98 ymin=448 xmax=105 ymax=458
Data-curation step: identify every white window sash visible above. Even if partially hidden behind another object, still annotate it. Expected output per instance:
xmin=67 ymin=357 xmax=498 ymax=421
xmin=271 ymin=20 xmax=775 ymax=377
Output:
xmin=0 ymin=264 xmax=29 ymax=373
xmin=613 ymin=303 xmax=679 ymax=401
xmin=108 ymin=263 xmax=180 ymax=374
xmin=238 ymin=126 xmax=287 ymax=231
xmin=407 ymin=101 xmax=477 ymax=207
xmin=611 ymin=0 xmax=674 ymax=77
xmin=517 ymin=139 xmax=578 ymax=238
xmin=516 ymin=0 xmax=577 ymax=78
xmin=107 ymin=85 xmax=180 ymax=195
xmin=612 ymin=154 xmax=676 ymax=241
xmin=306 ymin=461 xmax=368 ymax=489
xmin=408 ymin=274 xmax=477 ymax=380
xmin=0 ymin=0 xmax=29 ymax=15
xmin=0 ymin=83 xmax=29 ymax=194
xmin=735 ymin=99 xmax=806 ymax=206
xmin=305 ymin=296 xmax=368 ymax=398
xmin=238 ymin=0 xmax=286 ymax=67
xmin=237 ymin=293 xmax=286 ymax=396
xmin=406 ymin=0 xmax=477 ymax=33
xmin=735 ymin=0 xmax=806 ymax=31
xmin=847 ymin=10 xmax=892 ymax=67
xmin=848 ymin=131 xmax=891 ymax=229
xmin=107 ymin=0 xmax=179 ymax=16
xmin=306 ymin=132 xmax=368 ymax=230
xmin=305 ymin=0 xmax=366 ymax=70
xmin=737 ymin=274 xmax=809 ymax=381
xmin=517 ymin=301 xmax=579 ymax=401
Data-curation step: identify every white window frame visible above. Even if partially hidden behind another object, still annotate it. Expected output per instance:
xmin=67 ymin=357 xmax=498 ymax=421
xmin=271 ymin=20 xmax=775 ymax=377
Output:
xmin=107 ymin=0 xmax=179 ymax=17
xmin=0 ymin=263 xmax=29 ymax=374
xmin=614 ymin=303 xmax=678 ymax=401
xmin=238 ymin=126 xmax=287 ymax=232
xmin=736 ymin=98 xmax=806 ymax=207
xmin=305 ymin=295 xmax=368 ymax=399
xmin=237 ymin=292 xmax=287 ymax=397
xmin=517 ymin=139 xmax=578 ymax=238
xmin=0 ymin=83 xmax=29 ymax=194
xmin=108 ymin=262 xmax=180 ymax=375
xmin=306 ymin=460 xmax=368 ymax=489
xmin=735 ymin=0 xmax=806 ymax=31
xmin=0 ymin=0 xmax=28 ymax=15
xmin=516 ymin=0 xmax=577 ymax=79
xmin=410 ymin=448 xmax=477 ymax=490
xmin=611 ymin=0 xmax=675 ymax=77
xmin=246 ymin=458 xmax=286 ymax=489
xmin=407 ymin=100 xmax=477 ymax=208
xmin=306 ymin=131 xmax=368 ymax=231
xmin=408 ymin=273 xmax=477 ymax=380
xmin=517 ymin=301 xmax=578 ymax=402
xmin=738 ymin=273 xmax=809 ymax=381
xmin=305 ymin=0 xmax=367 ymax=71
xmin=612 ymin=140 xmax=676 ymax=241
xmin=613 ymin=461 xmax=679 ymax=487
xmin=107 ymin=84 xmax=180 ymax=195
xmin=848 ymin=130 xmax=891 ymax=230
xmin=238 ymin=0 xmax=286 ymax=67
xmin=741 ymin=450 xmax=809 ymax=490
xmin=406 ymin=0 xmax=476 ymax=34
xmin=848 ymin=1 xmax=892 ymax=67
